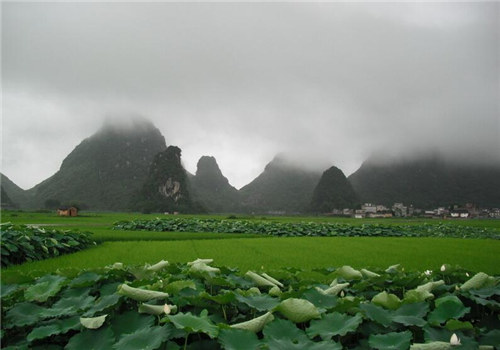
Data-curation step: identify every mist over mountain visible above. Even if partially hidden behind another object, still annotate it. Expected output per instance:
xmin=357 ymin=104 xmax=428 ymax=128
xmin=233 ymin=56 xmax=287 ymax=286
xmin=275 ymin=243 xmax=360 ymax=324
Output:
xmin=310 ymin=166 xmax=359 ymax=213
xmin=24 ymin=118 xmax=167 ymax=210
xmin=135 ymin=146 xmax=203 ymax=213
xmin=239 ymin=154 xmax=321 ymax=214
xmin=189 ymin=156 xmax=240 ymax=213
xmin=348 ymin=154 xmax=500 ymax=208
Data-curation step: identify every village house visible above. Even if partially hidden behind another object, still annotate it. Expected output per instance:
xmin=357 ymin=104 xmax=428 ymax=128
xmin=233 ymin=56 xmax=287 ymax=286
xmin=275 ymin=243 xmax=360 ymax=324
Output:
xmin=450 ymin=209 xmax=469 ymax=219
xmin=57 ymin=206 xmax=78 ymax=217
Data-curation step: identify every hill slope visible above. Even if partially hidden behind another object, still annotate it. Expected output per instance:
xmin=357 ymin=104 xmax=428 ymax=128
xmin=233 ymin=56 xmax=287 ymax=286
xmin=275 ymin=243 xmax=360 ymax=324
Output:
xmin=310 ymin=166 xmax=359 ymax=212
xmin=1 ymin=173 xmax=30 ymax=208
xmin=189 ymin=156 xmax=240 ymax=213
xmin=348 ymin=155 xmax=500 ymax=208
xmin=239 ymin=155 xmax=321 ymax=214
xmin=27 ymin=118 xmax=167 ymax=210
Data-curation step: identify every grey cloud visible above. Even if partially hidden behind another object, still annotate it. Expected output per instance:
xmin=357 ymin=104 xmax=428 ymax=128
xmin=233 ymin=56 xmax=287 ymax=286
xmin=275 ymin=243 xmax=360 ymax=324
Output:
xmin=2 ymin=2 xmax=498 ymax=189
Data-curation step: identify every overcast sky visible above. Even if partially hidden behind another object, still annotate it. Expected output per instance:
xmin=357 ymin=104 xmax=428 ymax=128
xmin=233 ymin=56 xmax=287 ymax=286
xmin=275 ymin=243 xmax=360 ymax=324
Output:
xmin=2 ymin=2 xmax=499 ymax=190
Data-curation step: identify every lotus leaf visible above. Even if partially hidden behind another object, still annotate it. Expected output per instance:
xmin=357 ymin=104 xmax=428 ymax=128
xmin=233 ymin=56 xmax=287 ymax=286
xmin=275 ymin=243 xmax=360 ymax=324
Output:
xmin=306 ymin=312 xmax=363 ymax=339
xmin=113 ymin=326 xmax=169 ymax=350
xmin=230 ymin=312 xmax=274 ymax=333
xmin=80 ymin=314 xmax=107 ymax=329
xmin=368 ymin=331 xmax=412 ymax=350
xmin=117 ymin=284 xmax=168 ymax=301
xmin=372 ymin=291 xmax=402 ymax=310
xmin=275 ymin=298 xmax=320 ymax=323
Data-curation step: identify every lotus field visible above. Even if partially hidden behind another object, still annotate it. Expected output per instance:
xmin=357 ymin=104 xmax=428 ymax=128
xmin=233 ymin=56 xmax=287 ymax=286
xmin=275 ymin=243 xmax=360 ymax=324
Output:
xmin=1 ymin=212 xmax=499 ymax=349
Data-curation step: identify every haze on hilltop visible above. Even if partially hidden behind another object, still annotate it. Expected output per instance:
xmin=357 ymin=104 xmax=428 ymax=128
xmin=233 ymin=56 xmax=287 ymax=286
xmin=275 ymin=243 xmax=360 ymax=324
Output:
xmin=2 ymin=2 xmax=498 ymax=190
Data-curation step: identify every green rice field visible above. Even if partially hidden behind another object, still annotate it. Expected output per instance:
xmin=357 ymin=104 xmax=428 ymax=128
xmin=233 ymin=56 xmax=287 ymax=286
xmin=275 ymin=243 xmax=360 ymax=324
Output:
xmin=2 ymin=210 xmax=500 ymax=283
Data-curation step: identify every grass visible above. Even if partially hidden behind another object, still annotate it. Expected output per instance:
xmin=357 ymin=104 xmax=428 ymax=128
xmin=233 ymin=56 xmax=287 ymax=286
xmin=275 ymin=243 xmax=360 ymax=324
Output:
xmin=3 ymin=236 xmax=499 ymax=284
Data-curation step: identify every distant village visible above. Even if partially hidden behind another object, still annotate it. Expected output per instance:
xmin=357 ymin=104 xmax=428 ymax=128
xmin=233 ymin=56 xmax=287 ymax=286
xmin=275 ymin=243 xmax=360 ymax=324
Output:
xmin=329 ymin=203 xmax=500 ymax=219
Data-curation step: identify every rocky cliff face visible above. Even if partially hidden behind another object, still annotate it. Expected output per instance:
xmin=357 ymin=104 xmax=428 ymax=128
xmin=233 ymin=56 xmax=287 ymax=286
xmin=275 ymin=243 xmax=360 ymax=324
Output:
xmin=310 ymin=166 xmax=359 ymax=212
xmin=189 ymin=156 xmax=240 ymax=213
xmin=238 ymin=155 xmax=321 ymax=214
xmin=26 ymin=117 xmax=167 ymax=210
xmin=135 ymin=146 xmax=203 ymax=213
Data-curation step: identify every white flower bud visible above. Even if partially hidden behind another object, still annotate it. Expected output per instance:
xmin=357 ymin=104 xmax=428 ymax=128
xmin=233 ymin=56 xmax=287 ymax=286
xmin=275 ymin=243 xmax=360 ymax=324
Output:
xmin=450 ymin=333 xmax=461 ymax=346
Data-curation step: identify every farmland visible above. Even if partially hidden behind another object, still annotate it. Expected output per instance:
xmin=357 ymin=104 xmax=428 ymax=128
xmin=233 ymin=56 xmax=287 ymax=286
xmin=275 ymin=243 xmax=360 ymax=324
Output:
xmin=2 ymin=210 xmax=500 ymax=283
xmin=1 ymin=210 xmax=499 ymax=349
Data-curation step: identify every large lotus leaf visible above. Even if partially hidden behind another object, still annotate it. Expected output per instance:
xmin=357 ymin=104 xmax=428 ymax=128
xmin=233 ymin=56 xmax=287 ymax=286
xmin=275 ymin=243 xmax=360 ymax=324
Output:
xmin=409 ymin=341 xmax=451 ymax=349
xmin=263 ymin=318 xmax=307 ymax=342
xmin=146 ymin=259 xmax=169 ymax=272
xmin=236 ymin=294 xmax=280 ymax=312
xmin=385 ymin=264 xmax=401 ymax=274
xmin=1 ymin=284 xmax=20 ymax=298
xmin=168 ymin=309 xmax=219 ymax=338
xmin=460 ymin=272 xmax=492 ymax=291
xmin=423 ymin=327 xmax=479 ymax=349
xmin=165 ymin=280 xmax=196 ymax=294
xmin=24 ymin=275 xmax=66 ymax=302
xmin=4 ymin=302 xmax=47 ymax=328
xmin=245 ymin=271 xmax=277 ymax=287
xmin=200 ymin=291 xmax=236 ymax=305
xmin=84 ymin=294 xmax=122 ymax=316
xmin=187 ymin=258 xmax=213 ymax=266
xmin=117 ymin=284 xmax=168 ymax=302
xmin=372 ymin=292 xmax=402 ymax=310
xmin=275 ymin=298 xmax=320 ymax=323
xmin=208 ymin=276 xmax=235 ymax=288
xmin=306 ymin=312 xmax=363 ymax=339
xmin=265 ymin=336 xmax=342 ymax=350
xmin=261 ymin=273 xmax=284 ymax=288
xmin=53 ymin=295 xmax=96 ymax=313
xmin=445 ymin=319 xmax=473 ymax=331
xmin=111 ymin=310 xmax=155 ymax=336
xmin=302 ymin=288 xmax=338 ymax=310
xmin=263 ymin=318 xmax=341 ymax=350
xmin=218 ymin=328 xmax=261 ymax=350
xmin=428 ymin=295 xmax=470 ymax=326
xmin=336 ymin=266 xmax=362 ymax=280
xmin=268 ymin=286 xmax=282 ymax=297
xmin=465 ymin=294 xmax=500 ymax=308
xmin=80 ymin=314 xmax=107 ymax=329
xmin=27 ymin=316 xmax=80 ymax=342
xmin=368 ymin=331 xmax=412 ymax=350
xmin=139 ymin=303 xmax=177 ymax=315
xmin=69 ymin=272 xmax=101 ymax=288
xmin=113 ymin=326 xmax=170 ymax=350
xmin=335 ymin=295 xmax=363 ymax=314
xmin=65 ymin=327 xmax=115 ymax=350
xmin=100 ymin=282 xmax=122 ymax=296
xmin=317 ymin=283 xmax=349 ymax=296
xmin=404 ymin=281 xmax=445 ymax=303
xmin=230 ymin=312 xmax=274 ymax=333
xmin=392 ymin=302 xmax=429 ymax=327
xmin=361 ymin=268 xmax=381 ymax=278
xmin=469 ymin=285 xmax=500 ymax=298
xmin=189 ymin=262 xmax=220 ymax=275
xmin=480 ymin=330 xmax=500 ymax=347
xmin=360 ymin=303 xmax=393 ymax=327
xmin=61 ymin=287 xmax=91 ymax=299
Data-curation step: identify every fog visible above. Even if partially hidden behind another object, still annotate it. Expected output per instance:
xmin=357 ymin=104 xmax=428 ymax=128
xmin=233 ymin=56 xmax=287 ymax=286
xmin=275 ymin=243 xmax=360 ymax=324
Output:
xmin=2 ymin=2 xmax=499 ymax=189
